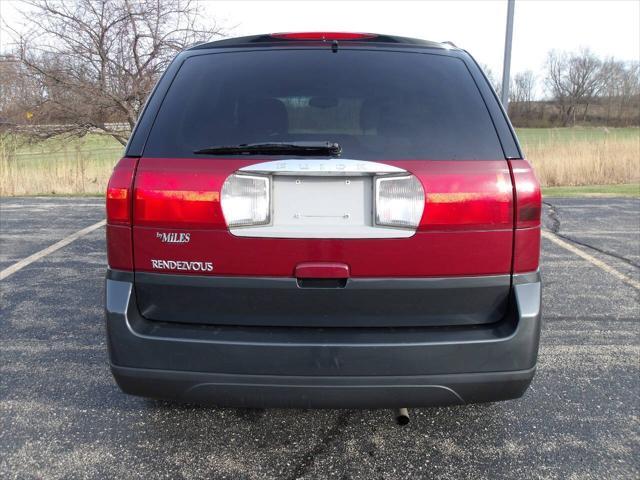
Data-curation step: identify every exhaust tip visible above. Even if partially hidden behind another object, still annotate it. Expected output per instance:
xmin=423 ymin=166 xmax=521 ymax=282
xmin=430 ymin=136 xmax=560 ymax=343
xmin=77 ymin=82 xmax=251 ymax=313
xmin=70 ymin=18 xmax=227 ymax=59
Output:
xmin=396 ymin=408 xmax=410 ymax=425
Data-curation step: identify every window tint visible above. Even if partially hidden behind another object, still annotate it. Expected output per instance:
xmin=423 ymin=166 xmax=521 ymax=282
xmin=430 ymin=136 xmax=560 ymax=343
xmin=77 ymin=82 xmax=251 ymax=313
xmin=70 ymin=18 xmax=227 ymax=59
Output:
xmin=144 ymin=49 xmax=504 ymax=159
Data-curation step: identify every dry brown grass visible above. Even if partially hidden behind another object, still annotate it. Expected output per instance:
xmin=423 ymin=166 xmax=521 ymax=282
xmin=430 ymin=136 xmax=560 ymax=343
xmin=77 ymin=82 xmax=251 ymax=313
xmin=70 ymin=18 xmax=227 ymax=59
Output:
xmin=520 ymin=128 xmax=640 ymax=187
xmin=526 ymin=140 xmax=640 ymax=187
xmin=0 ymin=134 xmax=122 ymax=196
xmin=0 ymin=155 xmax=117 ymax=196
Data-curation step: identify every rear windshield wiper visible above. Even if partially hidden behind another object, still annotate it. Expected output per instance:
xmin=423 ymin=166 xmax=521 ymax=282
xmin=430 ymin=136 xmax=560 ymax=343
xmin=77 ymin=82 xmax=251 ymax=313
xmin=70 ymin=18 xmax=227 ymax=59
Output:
xmin=193 ymin=141 xmax=341 ymax=156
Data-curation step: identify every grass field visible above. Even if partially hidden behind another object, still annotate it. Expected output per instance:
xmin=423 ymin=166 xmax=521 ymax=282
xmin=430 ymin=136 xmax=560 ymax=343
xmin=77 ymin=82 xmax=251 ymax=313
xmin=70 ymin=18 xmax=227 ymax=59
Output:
xmin=518 ymin=127 xmax=639 ymax=188
xmin=1 ymin=127 xmax=639 ymax=196
xmin=542 ymin=183 xmax=640 ymax=197
xmin=0 ymin=134 xmax=123 ymax=196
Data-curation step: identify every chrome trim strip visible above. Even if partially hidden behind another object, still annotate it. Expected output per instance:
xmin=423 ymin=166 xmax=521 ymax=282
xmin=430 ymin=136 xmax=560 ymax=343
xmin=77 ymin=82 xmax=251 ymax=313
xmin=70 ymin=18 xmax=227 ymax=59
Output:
xmin=239 ymin=159 xmax=406 ymax=176
xmin=229 ymin=225 xmax=416 ymax=239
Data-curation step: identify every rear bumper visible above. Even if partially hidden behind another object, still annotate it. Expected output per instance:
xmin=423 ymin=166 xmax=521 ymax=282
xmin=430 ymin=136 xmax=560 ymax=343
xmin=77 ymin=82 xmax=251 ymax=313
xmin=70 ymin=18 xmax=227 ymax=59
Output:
xmin=106 ymin=270 xmax=541 ymax=408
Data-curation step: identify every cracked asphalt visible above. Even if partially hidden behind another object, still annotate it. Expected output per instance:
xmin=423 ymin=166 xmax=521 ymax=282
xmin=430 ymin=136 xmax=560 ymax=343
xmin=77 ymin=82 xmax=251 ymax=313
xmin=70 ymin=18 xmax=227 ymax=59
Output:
xmin=1 ymin=196 xmax=639 ymax=479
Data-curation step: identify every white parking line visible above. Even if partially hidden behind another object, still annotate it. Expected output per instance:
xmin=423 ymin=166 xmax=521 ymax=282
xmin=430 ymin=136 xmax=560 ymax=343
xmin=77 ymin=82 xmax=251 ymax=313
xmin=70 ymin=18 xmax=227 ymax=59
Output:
xmin=1 ymin=204 xmax=104 ymax=209
xmin=542 ymin=230 xmax=640 ymax=290
xmin=557 ymin=231 xmax=639 ymax=235
xmin=0 ymin=220 xmax=106 ymax=280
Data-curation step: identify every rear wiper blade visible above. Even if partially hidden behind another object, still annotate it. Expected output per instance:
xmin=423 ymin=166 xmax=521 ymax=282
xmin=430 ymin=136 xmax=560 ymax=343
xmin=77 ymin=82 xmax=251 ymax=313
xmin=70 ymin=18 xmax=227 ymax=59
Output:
xmin=193 ymin=141 xmax=341 ymax=156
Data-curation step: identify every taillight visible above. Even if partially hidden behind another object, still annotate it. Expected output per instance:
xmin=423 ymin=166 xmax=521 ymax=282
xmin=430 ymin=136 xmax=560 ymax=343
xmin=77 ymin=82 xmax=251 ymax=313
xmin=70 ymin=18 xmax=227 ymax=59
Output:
xmin=375 ymin=175 xmax=425 ymax=228
xmin=221 ymin=174 xmax=270 ymax=227
xmin=388 ymin=160 xmax=514 ymax=232
xmin=510 ymin=159 xmax=541 ymax=228
xmin=271 ymin=32 xmax=376 ymax=40
xmin=510 ymin=159 xmax=541 ymax=273
xmin=106 ymin=157 xmax=138 ymax=271
xmin=132 ymin=158 xmax=243 ymax=229
xmin=106 ymin=157 xmax=137 ymax=225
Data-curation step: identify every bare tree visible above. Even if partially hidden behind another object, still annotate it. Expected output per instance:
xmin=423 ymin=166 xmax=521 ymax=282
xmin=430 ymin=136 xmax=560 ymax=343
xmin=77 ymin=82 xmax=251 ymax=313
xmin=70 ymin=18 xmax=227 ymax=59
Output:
xmin=600 ymin=59 xmax=640 ymax=125
xmin=510 ymin=70 xmax=536 ymax=113
xmin=619 ymin=62 xmax=640 ymax=125
xmin=544 ymin=48 xmax=604 ymax=126
xmin=0 ymin=54 xmax=44 ymax=125
xmin=600 ymin=58 xmax=625 ymax=124
xmin=6 ymin=0 xmax=224 ymax=144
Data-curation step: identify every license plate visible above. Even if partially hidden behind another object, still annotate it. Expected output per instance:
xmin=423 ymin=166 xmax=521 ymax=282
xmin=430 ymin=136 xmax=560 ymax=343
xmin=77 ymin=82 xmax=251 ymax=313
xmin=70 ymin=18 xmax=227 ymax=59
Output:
xmin=272 ymin=176 xmax=371 ymax=227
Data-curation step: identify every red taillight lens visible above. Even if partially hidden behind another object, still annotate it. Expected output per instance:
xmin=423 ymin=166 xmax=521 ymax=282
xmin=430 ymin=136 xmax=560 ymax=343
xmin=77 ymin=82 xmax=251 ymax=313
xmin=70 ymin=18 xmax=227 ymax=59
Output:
xmin=106 ymin=157 xmax=138 ymax=271
xmin=391 ymin=160 xmax=514 ymax=231
xmin=106 ymin=157 xmax=137 ymax=225
xmin=510 ymin=159 xmax=541 ymax=273
xmin=271 ymin=32 xmax=376 ymax=40
xmin=510 ymin=159 xmax=541 ymax=229
xmin=133 ymin=158 xmax=230 ymax=228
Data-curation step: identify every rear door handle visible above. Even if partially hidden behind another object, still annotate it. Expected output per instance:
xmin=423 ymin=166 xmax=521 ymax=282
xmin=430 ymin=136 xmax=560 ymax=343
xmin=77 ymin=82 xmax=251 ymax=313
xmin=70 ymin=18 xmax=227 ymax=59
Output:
xmin=295 ymin=262 xmax=350 ymax=279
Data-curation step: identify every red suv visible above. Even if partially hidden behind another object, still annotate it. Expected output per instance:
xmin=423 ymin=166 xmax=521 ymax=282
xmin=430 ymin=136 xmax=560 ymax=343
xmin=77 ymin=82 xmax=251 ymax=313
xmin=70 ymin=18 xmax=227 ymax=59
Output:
xmin=105 ymin=33 xmax=541 ymax=408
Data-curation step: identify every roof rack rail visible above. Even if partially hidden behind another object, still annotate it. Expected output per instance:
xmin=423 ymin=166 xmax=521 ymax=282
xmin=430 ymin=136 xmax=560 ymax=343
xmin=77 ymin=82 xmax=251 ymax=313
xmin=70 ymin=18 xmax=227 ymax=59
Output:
xmin=442 ymin=41 xmax=458 ymax=48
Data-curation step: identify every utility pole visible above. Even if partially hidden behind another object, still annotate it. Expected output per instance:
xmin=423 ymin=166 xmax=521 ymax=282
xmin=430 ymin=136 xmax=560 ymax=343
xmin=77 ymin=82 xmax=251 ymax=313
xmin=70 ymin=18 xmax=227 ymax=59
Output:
xmin=501 ymin=0 xmax=515 ymax=110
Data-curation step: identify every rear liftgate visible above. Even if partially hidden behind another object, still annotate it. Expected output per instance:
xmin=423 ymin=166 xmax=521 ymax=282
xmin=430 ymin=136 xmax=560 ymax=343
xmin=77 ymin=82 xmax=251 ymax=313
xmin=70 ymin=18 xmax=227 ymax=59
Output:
xmin=131 ymin=157 xmax=515 ymax=328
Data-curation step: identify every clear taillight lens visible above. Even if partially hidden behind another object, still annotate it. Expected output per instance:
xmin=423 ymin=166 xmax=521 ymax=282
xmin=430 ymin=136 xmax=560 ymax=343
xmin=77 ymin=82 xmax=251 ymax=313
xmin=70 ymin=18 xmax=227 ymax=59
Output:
xmin=221 ymin=174 xmax=270 ymax=227
xmin=375 ymin=175 xmax=425 ymax=228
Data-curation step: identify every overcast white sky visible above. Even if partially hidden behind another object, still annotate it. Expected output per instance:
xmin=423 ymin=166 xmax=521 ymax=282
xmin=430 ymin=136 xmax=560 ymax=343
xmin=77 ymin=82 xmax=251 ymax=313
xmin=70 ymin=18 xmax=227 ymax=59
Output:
xmin=2 ymin=0 xmax=639 ymax=92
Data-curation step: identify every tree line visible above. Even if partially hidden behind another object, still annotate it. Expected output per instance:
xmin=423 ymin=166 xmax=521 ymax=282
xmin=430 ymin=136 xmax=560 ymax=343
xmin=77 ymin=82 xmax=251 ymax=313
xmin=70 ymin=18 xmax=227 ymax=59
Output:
xmin=0 ymin=0 xmax=638 ymax=148
xmin=485 ymin=49 xmax=639 ymax=127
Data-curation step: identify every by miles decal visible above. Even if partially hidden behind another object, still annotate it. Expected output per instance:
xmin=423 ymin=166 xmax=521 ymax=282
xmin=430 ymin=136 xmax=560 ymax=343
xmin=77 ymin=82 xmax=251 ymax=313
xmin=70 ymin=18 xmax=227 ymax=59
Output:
xmin=156 ymin=232 xmax=191 ymax=244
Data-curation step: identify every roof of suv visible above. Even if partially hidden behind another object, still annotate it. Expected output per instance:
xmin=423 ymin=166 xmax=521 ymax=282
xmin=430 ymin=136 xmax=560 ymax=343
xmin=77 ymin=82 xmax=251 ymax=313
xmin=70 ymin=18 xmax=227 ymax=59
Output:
xmin=188 ymin=33 xmax=458 ymax=51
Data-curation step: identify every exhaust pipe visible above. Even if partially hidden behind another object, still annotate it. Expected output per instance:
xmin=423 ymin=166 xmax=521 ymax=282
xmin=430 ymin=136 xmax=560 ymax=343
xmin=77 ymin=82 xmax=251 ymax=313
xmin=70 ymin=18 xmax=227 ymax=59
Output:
xmin=395 ymin=408 xmax=410 ymax=425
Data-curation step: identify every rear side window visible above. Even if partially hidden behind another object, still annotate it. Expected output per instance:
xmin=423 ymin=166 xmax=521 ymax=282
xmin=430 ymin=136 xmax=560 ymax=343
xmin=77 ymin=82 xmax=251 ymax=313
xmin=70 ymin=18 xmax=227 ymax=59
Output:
xmin=144 ymin=49 xmax=504 ymax=160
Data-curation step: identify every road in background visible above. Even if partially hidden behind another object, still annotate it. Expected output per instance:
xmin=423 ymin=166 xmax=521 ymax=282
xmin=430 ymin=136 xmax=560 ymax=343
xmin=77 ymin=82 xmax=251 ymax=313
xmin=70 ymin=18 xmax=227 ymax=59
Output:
xmin=1 ymin=197 xmax=638 ymax=479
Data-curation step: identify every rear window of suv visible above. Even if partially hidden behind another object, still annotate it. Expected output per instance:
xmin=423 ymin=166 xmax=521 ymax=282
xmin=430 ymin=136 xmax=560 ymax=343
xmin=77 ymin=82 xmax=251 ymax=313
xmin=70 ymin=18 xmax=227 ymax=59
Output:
xmin=144 ymin=49 xmax=504 ymax=160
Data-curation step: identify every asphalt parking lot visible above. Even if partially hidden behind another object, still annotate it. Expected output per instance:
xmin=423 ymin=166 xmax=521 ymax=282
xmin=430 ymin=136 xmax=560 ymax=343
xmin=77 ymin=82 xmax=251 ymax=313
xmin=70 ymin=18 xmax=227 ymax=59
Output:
xmin=1 ymin=196 xmax=638 ymax=479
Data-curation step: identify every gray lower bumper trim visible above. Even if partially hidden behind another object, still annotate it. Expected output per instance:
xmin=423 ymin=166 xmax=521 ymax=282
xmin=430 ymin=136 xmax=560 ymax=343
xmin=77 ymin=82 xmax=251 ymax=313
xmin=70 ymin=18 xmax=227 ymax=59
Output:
xmin=111 ymin=364 xmax=536 ymax=408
